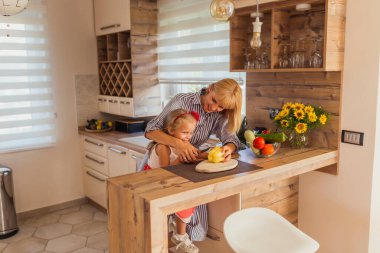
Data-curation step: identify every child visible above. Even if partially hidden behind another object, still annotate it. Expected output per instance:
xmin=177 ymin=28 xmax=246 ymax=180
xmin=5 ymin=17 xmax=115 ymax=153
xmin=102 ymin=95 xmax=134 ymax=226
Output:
xmin=144 ymin=109 xmax=201 ymax=253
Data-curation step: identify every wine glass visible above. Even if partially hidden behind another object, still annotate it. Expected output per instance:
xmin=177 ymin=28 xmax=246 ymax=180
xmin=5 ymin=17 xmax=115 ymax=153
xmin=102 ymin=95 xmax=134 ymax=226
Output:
xmin=290 ymin=38 xmax=306 ymax=68
xmin=279 ymin=43 xmax=290 ymax=68
xmin=309 ymin=38 xmax=323 ymax=68
xmin=243 ymin=47 xmax=252 ymax=69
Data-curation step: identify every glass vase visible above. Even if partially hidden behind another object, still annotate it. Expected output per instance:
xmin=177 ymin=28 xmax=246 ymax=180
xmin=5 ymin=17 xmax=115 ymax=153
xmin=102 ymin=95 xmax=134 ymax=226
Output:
xmin=288 ymin=131 xmax=309 ymax=149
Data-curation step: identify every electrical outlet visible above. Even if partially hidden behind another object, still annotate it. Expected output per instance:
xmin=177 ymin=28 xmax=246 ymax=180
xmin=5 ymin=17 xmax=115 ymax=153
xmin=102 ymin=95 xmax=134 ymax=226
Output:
xmin=268 ymin=108 xmax=280 ymax=119
xmin=341 ymin=130 xmax=364 ymax=146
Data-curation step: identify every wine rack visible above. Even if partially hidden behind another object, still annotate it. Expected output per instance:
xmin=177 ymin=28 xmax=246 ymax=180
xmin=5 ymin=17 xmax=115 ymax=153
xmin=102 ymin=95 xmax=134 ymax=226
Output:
xmin=97 ymin=31 xmax=132 ymax=97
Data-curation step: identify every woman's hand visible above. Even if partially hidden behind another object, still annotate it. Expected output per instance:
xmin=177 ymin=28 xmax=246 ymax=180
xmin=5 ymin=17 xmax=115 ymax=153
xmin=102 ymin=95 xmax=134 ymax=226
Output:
xmin=174 ymin=139 xmax=199 ymax=163
xmin=220 ymin=143 xmax=236 ymax=162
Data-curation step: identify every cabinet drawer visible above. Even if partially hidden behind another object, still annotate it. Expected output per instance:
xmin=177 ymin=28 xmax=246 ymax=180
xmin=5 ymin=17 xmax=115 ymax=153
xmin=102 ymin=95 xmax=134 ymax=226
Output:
xmin=84 ymin=151 xmax=108 ymax=175
xmin=108 ymin=97 xmax=120 ymax=115
xmin=119 ymin=97 xmax=134 ymax=117
xmin=128 ymin=149 xmax=145 ymax=173
xmin=108 ymin=144 xmax=131 ymax=177
xmin=97 ymin=95 xmax=108 ymax=112
xmin=83 ymin=167 xmax=107 ymax=208
xmin=83 ymin=136 xmax=107 ymax=157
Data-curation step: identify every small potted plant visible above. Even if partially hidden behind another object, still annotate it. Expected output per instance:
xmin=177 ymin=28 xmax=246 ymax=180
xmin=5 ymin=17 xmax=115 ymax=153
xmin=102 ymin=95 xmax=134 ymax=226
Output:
xmin=273 ymin=102 xmax=329 ymax=148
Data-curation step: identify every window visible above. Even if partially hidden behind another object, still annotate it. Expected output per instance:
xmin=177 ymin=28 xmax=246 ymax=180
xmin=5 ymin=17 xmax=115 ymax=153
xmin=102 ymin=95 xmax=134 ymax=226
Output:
xmin=0 ymin=0 xmax=55 ymax=153
xmin=157 ymin=0 xmax=245 ymax=109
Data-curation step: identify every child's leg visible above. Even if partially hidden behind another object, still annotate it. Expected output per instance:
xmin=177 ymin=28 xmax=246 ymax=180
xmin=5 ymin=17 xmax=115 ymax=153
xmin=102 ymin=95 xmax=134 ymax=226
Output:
xmin=175 ymin=207 xmax=195 ymax=234
xmin=176 ymin=216 xmax=187 ymax=235
xmin=171 ymin=207 xmax=199 ymax=253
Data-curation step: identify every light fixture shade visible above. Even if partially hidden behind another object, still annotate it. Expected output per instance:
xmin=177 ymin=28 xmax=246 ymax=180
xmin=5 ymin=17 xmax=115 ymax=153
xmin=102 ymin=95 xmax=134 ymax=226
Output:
xmin=210 ymin=0 xmax=235 ymax=22
xmin=1 ymin=0 xmax=29 ymax=16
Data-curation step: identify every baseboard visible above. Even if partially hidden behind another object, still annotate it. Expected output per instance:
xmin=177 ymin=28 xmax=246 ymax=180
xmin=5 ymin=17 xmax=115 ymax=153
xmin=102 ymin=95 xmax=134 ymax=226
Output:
xmin=16 ymin=197 xmax=88 ymax=221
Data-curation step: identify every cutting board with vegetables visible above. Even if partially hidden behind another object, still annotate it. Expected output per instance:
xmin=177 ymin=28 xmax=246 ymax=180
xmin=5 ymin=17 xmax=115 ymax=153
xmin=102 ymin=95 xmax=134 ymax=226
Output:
xmin=162 ymin=160 xmax=262 ymax=183
xmin=195 ymin=159 xmax=238 ymax=173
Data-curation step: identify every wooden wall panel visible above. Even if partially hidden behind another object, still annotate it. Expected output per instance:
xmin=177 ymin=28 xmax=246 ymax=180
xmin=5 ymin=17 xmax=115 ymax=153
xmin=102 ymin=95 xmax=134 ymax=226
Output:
xmin=246 ymin=71 xmax=341 ymax=149
xmin=242 ymin=176 xmax=299 ymax=224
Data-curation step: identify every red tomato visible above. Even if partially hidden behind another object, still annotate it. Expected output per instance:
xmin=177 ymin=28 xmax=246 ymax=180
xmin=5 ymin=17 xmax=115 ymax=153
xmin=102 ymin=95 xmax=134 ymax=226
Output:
xmin=261 ymin=144 xmax=274 ymax=155
xmin=262 ymin=129 xmax=270 ymax=134
xmin=253 ymin=137 xmax=265 ymax=150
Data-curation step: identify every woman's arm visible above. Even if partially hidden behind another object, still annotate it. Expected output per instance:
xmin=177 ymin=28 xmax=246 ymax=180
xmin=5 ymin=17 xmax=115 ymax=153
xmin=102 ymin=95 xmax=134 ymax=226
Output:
xmin=214 ymin=117 xmax=240 ymax=161
xmin=146 ymin=130 xmax=199 ymax=162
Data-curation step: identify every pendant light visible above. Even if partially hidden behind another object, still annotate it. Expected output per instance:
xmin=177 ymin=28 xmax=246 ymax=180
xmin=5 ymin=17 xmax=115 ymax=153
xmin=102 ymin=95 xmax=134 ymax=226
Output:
xmin=210 ymin=0 xmax=235 ymax=22
xmin=0 ymin=0 xmax=29 ymax=16
xmin=250 ymin=0 xmax=263 ymax=49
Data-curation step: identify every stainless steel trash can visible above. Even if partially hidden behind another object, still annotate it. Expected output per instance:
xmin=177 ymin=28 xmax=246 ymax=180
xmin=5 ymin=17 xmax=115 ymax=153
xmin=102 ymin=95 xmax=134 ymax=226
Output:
xmin=0 ymin=165 xmax=18 ymax=239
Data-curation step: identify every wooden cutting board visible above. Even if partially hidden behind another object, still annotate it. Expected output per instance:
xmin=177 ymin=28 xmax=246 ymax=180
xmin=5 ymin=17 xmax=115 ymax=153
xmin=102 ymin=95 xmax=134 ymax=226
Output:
xmin=195 ymin=159 xmax=238 ymax=173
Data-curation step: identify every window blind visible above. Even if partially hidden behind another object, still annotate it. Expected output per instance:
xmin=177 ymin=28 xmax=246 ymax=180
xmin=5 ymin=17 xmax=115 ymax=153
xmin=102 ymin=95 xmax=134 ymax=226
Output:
xmin=0 ymin=0 xmax=56 ymax=153
xmin=157 ymin=0 xmax=244 ymax=97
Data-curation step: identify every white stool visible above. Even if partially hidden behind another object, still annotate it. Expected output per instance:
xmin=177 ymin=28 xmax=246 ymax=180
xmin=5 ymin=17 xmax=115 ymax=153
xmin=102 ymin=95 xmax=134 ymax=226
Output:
xmin=223 ymin=207 xmax=319 ymax=253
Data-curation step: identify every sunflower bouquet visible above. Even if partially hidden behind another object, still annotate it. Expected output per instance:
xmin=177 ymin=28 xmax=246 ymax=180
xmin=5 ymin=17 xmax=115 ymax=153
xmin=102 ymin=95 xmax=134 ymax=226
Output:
xmin=274 ymin=102 xmax=329 ymax=148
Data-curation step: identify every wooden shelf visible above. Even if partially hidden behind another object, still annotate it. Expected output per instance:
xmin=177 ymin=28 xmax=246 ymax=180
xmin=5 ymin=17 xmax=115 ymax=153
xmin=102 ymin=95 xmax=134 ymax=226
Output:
xmin=97 ymin=31 xmax=132 ymax=97
xmin=231 ymin=67 xmax=325 ymax=72
xmin=99 ymin=59 xmax=131 ymax=64
xmin=230 ymin=0 xmax=346 ymax=72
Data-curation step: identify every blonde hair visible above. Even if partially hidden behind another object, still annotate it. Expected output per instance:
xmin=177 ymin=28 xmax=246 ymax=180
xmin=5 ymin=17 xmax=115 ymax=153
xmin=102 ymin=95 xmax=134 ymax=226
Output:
xmin=209 ymin=78 xmax=242 ymax=133
xmin=147 ymin=109 xmax=198 ymax=153
xmin=163 ymin=109 xmax=198 ymax=132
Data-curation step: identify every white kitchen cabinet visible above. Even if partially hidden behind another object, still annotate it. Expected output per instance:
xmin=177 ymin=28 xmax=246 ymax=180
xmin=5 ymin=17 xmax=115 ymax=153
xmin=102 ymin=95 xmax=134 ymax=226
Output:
xmin=93 ymin=0 xmax=131 ymax=36
xmin=128 ymin=149 xmax=145 ymax=172
xmin=81 ymin=135 xmax=145 ymax=209
xmin=83 ymin=167 xmax=107 ymax=208
xmin=97 ymin=95 xmax=108 ymax=112
xmin=98 ymin=95 xmax=135 ymax=117
xmin=108 ymin=144 xmax=136 ymax=177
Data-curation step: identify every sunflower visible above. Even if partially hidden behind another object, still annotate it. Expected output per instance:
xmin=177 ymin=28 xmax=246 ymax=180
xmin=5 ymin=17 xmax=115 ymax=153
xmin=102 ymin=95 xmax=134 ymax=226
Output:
xmin=319 ymin=114 xmax=327 ymax=125
xmin=295 ymin=123 xmax=307 ymax=134
xmin=280 ymin=119 xmax=289 ymax=128
xmin=293 ymin=103 xmax=305 ymax=111
xmin=308 ymin=112 xmax=317 ymax=122
xmin=282 ymin=102 xmax=293 ymax=110
xmin=294 ymin=109 xmax=305 ymax=120
xmin=274 ymin=109 xmax=289 ymax=120
xmin=304 ymin=105 xmax=314 ymax=114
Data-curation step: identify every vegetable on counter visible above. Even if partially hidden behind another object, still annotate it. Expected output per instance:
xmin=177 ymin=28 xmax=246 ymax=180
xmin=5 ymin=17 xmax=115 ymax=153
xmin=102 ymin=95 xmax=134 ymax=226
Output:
xmin=208 ymin=146 xmax=225 ymax=163
xmin=255 ymin=132 xmax=287 ymax=143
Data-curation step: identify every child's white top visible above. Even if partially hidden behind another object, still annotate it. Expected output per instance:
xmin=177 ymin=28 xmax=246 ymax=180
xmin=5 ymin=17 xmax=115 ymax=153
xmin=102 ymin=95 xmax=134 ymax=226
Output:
xmin=147 ymin=144 xmax=178 ymax=168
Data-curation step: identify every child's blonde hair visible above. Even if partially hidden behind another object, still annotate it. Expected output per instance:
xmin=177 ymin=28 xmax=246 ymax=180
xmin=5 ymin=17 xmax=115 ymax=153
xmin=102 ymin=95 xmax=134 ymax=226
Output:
xmin=209 ymin=78 xmax=242 ymax=133
xmin=163 ymin=109 xmax=198 ymax=133
xmin=147 ymin=109 xmax=199 ymax=153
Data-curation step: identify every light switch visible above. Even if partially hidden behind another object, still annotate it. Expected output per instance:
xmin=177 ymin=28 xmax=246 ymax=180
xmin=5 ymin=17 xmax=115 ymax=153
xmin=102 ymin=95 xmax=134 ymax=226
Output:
xmin=341 ymin=130 xmax=364 ymax=146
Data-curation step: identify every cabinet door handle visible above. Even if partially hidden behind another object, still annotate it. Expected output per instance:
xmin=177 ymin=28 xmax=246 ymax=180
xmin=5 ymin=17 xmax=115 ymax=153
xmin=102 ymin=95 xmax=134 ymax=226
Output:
xmin=120 ymin=101 xmax=130 ymax=105
xmin=84 ymin=138 xmax=104 ymax=147
xmin=85 ymin=155 xmax=105 ymax=164
xmin=100 ymin=23 xmax=121 ymax=30
xmin=86 ymin=171 xmax=106 ymax=182
xmin=108 ymin=147 xmax=126 ymax=155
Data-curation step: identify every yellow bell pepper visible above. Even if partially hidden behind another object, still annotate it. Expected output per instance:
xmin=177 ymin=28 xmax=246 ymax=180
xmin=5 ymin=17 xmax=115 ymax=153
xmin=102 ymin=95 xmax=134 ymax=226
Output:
xmin=208 ymin=147 xmax=225 ymax=163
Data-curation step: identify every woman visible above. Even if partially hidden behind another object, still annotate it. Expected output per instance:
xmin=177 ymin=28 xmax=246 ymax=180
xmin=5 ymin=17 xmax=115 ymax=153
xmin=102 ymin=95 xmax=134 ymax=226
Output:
xmin=145 ymin=78 xmax=242 ymax=241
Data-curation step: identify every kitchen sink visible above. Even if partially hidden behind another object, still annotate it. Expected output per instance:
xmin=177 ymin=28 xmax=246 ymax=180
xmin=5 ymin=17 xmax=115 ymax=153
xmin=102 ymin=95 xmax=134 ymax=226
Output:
xmin=118 ymin=136 xmax=151 ymax=149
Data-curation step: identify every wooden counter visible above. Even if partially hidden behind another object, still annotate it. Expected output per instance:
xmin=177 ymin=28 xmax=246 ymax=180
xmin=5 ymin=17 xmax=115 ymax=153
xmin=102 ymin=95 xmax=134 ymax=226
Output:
xmin=78 ymin=127 xmax=147 ymax=153
xmin=107 ymin=147 xmax=338 ymax=253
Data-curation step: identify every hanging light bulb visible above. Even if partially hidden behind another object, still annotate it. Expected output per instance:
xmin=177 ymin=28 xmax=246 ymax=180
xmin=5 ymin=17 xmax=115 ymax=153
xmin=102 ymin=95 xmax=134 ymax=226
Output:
xmin=250 ymin=0 xmax=263 ymax=49
xmin=210 ymin=0 xmax=235 ymax=22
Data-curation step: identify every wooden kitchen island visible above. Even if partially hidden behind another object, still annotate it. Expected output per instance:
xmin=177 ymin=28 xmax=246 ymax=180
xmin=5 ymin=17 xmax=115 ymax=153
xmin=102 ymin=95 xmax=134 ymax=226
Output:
xmin=107 ymin=147 xmax=338 ymax=253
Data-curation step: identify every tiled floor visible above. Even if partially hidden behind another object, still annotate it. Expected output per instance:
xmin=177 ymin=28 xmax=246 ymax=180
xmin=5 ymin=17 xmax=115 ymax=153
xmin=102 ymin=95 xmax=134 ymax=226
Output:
xmin=0 ymin=203 xmax=108 ymax=253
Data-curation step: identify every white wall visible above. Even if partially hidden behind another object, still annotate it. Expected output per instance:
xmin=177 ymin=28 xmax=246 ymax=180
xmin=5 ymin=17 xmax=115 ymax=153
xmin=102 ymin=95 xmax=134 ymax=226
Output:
xmin=0 ymin=0 xmax=97 ymax=213
xmin=299 ymin=0 xmax=380 ymax=252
